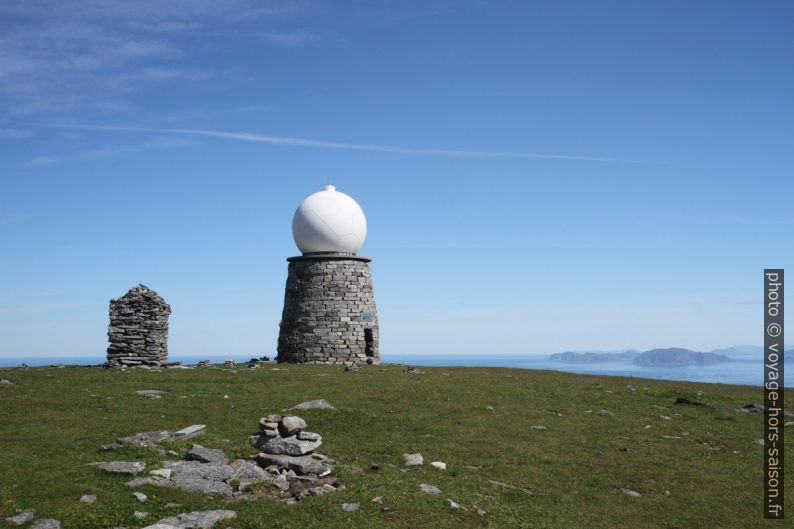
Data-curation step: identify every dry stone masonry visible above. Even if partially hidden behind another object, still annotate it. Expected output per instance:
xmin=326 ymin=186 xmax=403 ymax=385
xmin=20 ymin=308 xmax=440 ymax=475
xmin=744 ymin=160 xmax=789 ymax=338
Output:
xmin=106 ymin=284 xmax=171 ymax=368
xmin=277 ymin=256 xmax=379 ymax=366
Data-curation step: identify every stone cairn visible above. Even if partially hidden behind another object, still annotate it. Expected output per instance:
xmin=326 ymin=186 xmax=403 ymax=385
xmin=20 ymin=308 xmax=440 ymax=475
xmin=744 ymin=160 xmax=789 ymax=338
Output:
xmin=106 ymin=284 xmax=171 ymax=368
xmin=117 ymin=415 xmax=340 ymax=502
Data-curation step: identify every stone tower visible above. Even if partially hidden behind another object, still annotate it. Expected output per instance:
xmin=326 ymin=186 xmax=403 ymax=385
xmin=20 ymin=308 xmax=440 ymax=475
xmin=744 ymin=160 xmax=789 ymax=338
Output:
xmin=277 ymin=185 xmax=379 ymax=366
xmin=106 ymin=284 xmax=171 ymax=368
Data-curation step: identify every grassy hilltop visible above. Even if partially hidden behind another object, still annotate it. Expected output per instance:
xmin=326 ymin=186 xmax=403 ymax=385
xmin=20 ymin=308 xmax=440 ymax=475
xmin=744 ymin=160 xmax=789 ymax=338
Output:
xmin=0 ymin=364 xmax=789 ymax=529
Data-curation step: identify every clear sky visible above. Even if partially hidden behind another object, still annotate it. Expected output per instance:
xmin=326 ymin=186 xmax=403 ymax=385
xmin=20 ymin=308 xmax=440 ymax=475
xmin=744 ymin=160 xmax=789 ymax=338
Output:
xmin=0 ymin=1 xmax=792 ymax=359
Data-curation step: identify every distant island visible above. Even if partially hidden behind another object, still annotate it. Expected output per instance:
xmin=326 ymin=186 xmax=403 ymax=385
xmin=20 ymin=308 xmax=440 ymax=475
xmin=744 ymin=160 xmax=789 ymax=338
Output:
xmin=550 ymin=350 xmax=639 ymax=363
xmin=633 ymin=348 xmax=731 ymax=367
xmin=549 ymin=347 xmax=732 ymax=367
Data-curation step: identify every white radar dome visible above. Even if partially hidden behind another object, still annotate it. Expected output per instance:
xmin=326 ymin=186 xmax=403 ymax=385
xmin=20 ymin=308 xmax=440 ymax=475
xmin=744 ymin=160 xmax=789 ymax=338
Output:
xmin=292 ymin=185 xmax=367 ymax=254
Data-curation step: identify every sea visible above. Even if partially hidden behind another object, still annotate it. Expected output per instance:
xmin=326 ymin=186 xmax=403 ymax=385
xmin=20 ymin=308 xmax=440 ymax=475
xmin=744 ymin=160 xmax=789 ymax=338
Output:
xmin=0 ymin=352 xmax=787 ymax=387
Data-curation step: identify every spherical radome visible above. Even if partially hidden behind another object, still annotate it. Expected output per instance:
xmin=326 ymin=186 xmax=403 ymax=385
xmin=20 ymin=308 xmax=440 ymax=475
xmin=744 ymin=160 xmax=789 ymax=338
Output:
xmin=292 ymin=185 xmax=367 ymax=254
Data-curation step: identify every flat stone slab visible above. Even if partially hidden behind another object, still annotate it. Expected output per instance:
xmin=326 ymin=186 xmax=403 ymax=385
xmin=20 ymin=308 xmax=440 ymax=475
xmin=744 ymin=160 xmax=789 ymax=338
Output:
xmin=136 ymin=390 xmax=166 ymax=397
xmin=92 ymin=461 xmax=145 ymax=475
xmin=290 ymin=399 xmax=336 ymax=410
xmin=173 ymin=424 xmax=206 ymax=439
xmin=107 ymin=425 xmax=205 ymax=450
xmin=186 ymin=444 xmax=229 ymax=465
xmin=30 ymin=520 xmax=61 ymax=529
xmin=255 ymin=452 xmax=333 ymax=476
xmin=251 ymin=433 xmax=322 ymax=456
xmin=141 ymin=510 xmax=236 ymax=529
xmin=5 ymin=509 xmax=35 ymax=525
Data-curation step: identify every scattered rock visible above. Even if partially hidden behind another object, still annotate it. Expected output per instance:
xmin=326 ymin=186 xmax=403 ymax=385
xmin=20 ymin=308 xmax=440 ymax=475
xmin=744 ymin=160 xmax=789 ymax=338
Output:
xmin=597 ymin=409 xmax=614 ymax=416
xmin=485 ymin=405 xmax=494 ymax=411
xmin=430 ymin=461 xmax=447 ymax=470
xmin=756 ymin=439 xmax=765 ymax=446
xmin=488 ymin=480 xmax=533 ymax=495
xmin=403 ymin=453 xmax=424 ymax=467
xmin=623 ymin=488 xmax=641 ymax=497
xmin=107 ymin=425 xmax=205 ymax=450
xmin=404 ymin=366 xmax=423 ymax=374
xmin=132 ymin=492 xmax=147 ymax=502
xmin=133 ymin=511 xmax=148 ymax=520
xmin=187 ymin=444 xmax=229 ymax=465
xmin=475 ymin=506 xmax=487 ymax=516
xmin=141 ymin=510 xmax=236 ymax=529
xmin=290 ymin=399 xmax=336 ymax=410
xmin=420 ymin=483 xmax=441 ymax=494
xmin=223 ymin=359 xmax=235 ymax=368
xmin=150 ymin=468 xmax=172 ymax=479
xmin=372 ymin=496 xmax=383 ymax=504
xmin=80 ymin=494 xmax=97 ymax=504
xmin=251 ymin=432 xmax=322 ymax=456
xmin=92 ymin=461 xmax=146 ymax=475
xmin=341 ymin=503 xmax=360 ymax=512
xmin=279 ymin=416 xmax=307 ymax=435
xmin=446 ymin=498 xmax=463 ymax=510
xmin=30 ymin=519 xmax=61 ymax=529
xmin=659 ymin=416 xmax=672 ymax=421
xmin=739 ymin=403 xmax=794 ymax=417
xmin=530 ymin=425 xmax=547 ymax=431
xmin=675 ymin=397 xmax=704 ymax=406
xmin=135 ymin=390 xmax=166 ymax=398
xmin=0 ymin=378 xmax=13 ymax=385
xmin=5 ymin=509 xmax=36 ymax=525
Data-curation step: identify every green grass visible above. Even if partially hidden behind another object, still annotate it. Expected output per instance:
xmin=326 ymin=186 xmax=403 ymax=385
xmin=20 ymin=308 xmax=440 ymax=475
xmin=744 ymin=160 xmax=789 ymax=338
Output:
xmin=0 ymin=364 xmax=789 ymax=528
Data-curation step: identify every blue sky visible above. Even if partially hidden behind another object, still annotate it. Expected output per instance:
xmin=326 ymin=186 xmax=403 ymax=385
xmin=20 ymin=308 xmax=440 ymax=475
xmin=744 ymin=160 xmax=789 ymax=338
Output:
xmin=0 ymin=1 xmax=792 ymax=359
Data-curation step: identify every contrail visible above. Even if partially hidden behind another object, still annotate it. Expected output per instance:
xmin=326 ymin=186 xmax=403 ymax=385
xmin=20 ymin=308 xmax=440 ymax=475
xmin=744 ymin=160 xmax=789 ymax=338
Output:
xmin=41 ymin=123 xmax=654 ymax=164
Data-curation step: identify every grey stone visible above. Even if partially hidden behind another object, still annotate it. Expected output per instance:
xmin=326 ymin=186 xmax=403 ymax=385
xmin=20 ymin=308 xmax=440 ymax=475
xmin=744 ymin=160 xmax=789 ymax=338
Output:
xmin=623 ymin=488 xmax=641 ymax=497
xmin=92 ymin=461 xmax=145 ymax=475
xmin=446 ymin=498 xmax=462 ymax=510
xmin=341 ymin=502 xmax=360 ymax=512
xmin=277 ymin=257 xmax=379 ymax=366
xmin=403 ymin=453 xmax=423 ymax=466
xmin=125 ymin=477 xmax=166 ymax=488
xmin=290 ymin=399 xmax=336 ymax=410
xmin=186 ymin=444 xmax=229 ymax=465
xmin=430 ymin=461 xmax=446 ymax=470
xmin=136 ymin=390 xmax=165 ymax=397
xmin=256 ymin=434 xmax=322 ymax=456
xmin=488 ymin=479 xmax=533 ymax=495
xmin=419 ymin=483 xmax=441 ymax=494
xmin=30 ymin=519 xmax=61 ymax=529
xmin=106 ymin=285 xmax=171 ymax=368
xmin=141 ymin=510 xmax=236 ymax=529
xmin=133 ymin=492 xmax=148 ymax=502
xmin=6 ymin=509 xmax=35 ymax=525
xmin=279 ymin=416 xmax=307 ymax=435
xmin=254 ymin=453 xmax=332 ymax=476
xmin=173 ymin=424 xmax=206 ymax=439
xmin=597 ymin=409 xmax=614 ymax=416
xmin=371 ymin=496 xmax=382 ymax=503
xmin=297 ymin=484 xmax=337 ymax=499
xmin=133 ymin=511 xmax=149 ymax=520
xmin=0 ymin=378 xmax=13 ymax=385
xmin=80 ymin=494 xmax=97 ymax=503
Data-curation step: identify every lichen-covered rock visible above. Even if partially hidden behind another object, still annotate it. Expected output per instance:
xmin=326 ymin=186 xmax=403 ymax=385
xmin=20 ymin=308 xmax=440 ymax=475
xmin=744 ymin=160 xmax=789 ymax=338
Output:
xmin=92 ymin=461 xmax=146 ymax=475
xmin=5 ymin=509 xmax=35 ymax=526
xmin=186 ymin=445 xmax=229 ymax=465
xmin=106 ymin=284 xmax=171 ymax=368
xmin=279 ymin=416 xmax=307 ymax=435
xmin=141 ymin=510 xmax=236 ymax=529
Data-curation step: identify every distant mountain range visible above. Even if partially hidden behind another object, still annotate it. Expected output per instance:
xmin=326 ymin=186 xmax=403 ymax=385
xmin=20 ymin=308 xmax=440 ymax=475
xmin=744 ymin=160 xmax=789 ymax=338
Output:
xmin=550 ymin=345 xmax=792 ymax=367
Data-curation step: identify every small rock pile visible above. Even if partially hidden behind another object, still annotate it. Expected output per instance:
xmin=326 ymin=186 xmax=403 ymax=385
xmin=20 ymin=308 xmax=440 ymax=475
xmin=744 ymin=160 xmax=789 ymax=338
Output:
xmin=106 ymin=284 xmax=171 ymax=368
xmin=116 ymin=416 xmax=341 ymax=502
xmin=249 ymin=414 xmax=342 ymax=501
